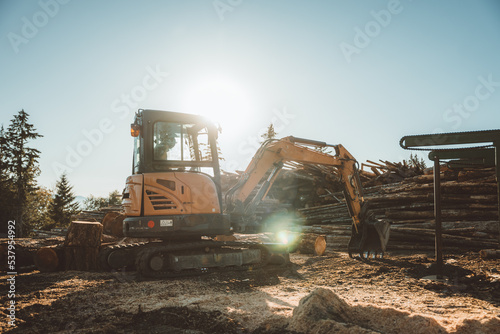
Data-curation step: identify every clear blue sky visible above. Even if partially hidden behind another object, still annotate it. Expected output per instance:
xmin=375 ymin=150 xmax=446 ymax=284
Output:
xmin=1 ymin=0 xmax=500 ymax=197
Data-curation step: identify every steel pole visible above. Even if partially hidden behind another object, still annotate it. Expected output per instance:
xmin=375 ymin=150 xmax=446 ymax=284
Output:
xmin=434 ymin=157 xmax=443 ymax=278
xmin=496 ymin=144 xmax=500 ymax=244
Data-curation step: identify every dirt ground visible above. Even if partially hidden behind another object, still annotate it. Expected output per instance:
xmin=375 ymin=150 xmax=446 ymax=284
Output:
xmin=1 ymin=249 xmax=499 ymax=333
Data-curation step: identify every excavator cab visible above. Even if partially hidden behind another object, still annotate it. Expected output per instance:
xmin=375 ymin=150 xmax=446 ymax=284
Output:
xmin=122 ymin=109 xmax=230 ymax=240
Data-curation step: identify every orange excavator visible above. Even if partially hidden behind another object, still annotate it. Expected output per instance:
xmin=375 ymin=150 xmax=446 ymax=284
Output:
xmin=100 ymin=109 xmax=390 ymax=277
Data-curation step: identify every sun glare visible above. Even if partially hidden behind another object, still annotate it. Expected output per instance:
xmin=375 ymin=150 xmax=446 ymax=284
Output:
xmin=181 ymin=75 xmax=253 ymax=130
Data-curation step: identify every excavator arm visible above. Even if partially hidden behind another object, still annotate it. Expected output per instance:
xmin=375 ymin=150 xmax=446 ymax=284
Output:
xmin=225 ymin=136 xmax=390 ymax=257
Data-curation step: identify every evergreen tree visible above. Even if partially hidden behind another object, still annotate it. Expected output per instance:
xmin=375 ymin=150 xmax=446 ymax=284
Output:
xmin=108 ymin=190 xmax=122 ymax=206
xmin=198 ymin=128 xmax=224 ymax=162
xmin=50 ymin=173 xmax=80 ymax=227
xmin=200 ymin=141 xmax=224 ymax=162
xmin=408 ymin=153 xmax=427 ymax=171
xmin=0 ymin=125 xmax=15 ymax=231
xmin=260 ymin=123 xmax=277 ymax=143
xmin=3 ymin=110 xmax=43 ymax=236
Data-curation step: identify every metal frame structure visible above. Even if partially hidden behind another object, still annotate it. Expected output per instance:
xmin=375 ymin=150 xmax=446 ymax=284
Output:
xmin=400 ymin=130 xmax=500 ymax=277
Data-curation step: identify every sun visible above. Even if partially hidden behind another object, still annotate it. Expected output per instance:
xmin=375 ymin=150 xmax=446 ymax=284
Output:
xmin=181 ymin=74 xmax=253 ymax=130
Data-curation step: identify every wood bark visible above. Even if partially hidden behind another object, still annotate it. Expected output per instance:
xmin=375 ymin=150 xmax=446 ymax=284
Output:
xmin=34 ymin=245 xmax=64 ymax=272
xmin=101 ymin=211 xmax=125 ymax=237
xmin=297 ymin=234 xmax=327 ymax=255
xmin=479 ymin=249 xmax=500 ymax=259
xmin=64 ymin=221 xmax=103 ymax=271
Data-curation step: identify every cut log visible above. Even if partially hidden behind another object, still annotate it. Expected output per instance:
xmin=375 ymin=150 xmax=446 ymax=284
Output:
xmin=314 ymin=236 xmax=327 ymax=256
xmin=64 ymin=221 xmax=103 ymax=271
xmin=101 ymin=211 xmax=125 ymax=237
xmin=101 ymin=234 xmax=121 ymax=243
xmin=479 ymin=249 xmax=500 ymax=259
xmin=325 ymin=235 xmax=351 ymax=250
xmin=215 ymin=235 xmax=237 ymax=242
xmin=34 ymin=246 xmax=64 ymax=272
xmin=297 ymin=234 xmax=327 ymax=255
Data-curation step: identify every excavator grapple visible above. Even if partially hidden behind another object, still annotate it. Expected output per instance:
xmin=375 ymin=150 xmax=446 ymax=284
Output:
xmin=348 ymin=217 xmax=391 ymax=258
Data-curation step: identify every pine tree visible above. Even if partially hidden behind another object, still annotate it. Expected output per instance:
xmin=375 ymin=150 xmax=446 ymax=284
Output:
xmin=4 ymin=110 xmax=43 ymax=236
xmin=260 ymin=123 xmax=277 ymax=143
xmin=50 ymin=173 xmax=80 ymax=227
xmin=108 ymin=190 xmax=122 ymax=207
xmin=408 ymin=153 xmax=427 ymax=171
xmin=0 ymin=125 xmax=15 ymax=232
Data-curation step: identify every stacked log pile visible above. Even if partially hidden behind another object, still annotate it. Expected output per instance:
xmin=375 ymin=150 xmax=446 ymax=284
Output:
xmin=223 ymin=158 xmax=497 ymax=252
xmin=298 ymin=167 xmax=499 ymax=251
xmin=72 ymin=206 xmax=123 ymax=222
xmin=360 ymin=159 xmax=426 ymax=187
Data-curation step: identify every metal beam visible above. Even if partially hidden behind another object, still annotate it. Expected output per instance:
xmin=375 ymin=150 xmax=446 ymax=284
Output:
xmin=428 ymin=148 xmax=495 ymax=164
xmin=496 ymin=144 xmax=500 ymax=244
xmin=433 ymin=157 xmax=443 ymax=279
xmin=401 ymin=130 xmax=500 ymax=149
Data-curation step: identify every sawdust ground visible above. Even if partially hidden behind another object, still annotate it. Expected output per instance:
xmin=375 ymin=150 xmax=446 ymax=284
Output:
xmin=1 ymin=250 xmax=499 ymax=333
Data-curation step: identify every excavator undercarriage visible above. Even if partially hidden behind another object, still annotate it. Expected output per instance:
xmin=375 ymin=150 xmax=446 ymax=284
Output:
xmin=100 ymin=239 xmax=288 ymax=278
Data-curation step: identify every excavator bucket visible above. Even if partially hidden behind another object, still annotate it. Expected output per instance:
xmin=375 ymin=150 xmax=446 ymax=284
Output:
xmin=348 ymin=218 xmax=391 ymax=258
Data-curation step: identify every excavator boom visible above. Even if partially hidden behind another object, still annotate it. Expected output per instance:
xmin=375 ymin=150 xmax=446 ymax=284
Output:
xmin=225 ymin=136 xmax=390 ymax=257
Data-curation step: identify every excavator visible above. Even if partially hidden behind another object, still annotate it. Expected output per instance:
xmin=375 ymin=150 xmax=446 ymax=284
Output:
xmin=99 ymin=109 xmax=390 ymax=277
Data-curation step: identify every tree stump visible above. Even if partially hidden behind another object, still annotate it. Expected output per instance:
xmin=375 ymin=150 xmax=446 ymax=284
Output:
xmin=297 ymin=234 xmax=327 ymax=256
xmin=64 ymin=221 xmax=103 ymax=271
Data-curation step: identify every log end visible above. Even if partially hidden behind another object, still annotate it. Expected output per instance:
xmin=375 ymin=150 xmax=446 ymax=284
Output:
xmin=34 ymin=247 xmax=59 ymax=272
xmin=314 ymin=236 xmax=327 ymax=256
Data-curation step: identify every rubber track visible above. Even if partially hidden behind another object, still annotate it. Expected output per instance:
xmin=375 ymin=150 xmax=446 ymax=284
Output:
xmin=135 ymin=240 xmax=272 ymax=279
xmin=98 ymin=242 xmax=149 ymax=271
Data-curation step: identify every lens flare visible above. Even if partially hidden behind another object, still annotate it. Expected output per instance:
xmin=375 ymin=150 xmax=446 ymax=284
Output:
xmin=262 ymin=212 xmax=304 ymax=249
